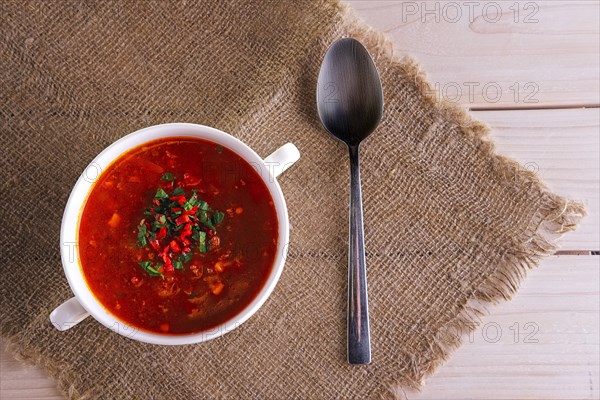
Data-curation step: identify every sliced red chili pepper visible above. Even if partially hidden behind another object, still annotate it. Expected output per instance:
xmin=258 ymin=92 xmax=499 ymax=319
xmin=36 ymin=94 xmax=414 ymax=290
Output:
xmin=161 ymin=253 xmax=174 ymax=270
xmin=150 ymin=240 xmax=160 ymax=251
xmin=156 ymin=226 xmax=167 ymax=240
xmin=172 ymin=207 xmax=183 ymax=213
xmin=185 ymin=206 xmax=198 ymax=215
xmin=153 ymin=199 xmax=160 ymax=206
xmin=169 ymin=195 xmax=186 ymax=205
xmin=182 ymin=238 xmax=191 ymax=247
xmin=183 ymin=246 xmax=191 ymax=253
xmin=175 ymin=214 xmax=190 ymax=226
xmin=169 ymin=240 xmax=181 ymax=253
xmin=180 ymin=223 xmax=193 ymax=239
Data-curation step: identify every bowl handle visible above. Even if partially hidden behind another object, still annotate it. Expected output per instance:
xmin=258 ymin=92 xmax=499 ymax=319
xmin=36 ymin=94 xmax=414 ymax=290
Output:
xmin=50 ymin=297 xmax=90 ymax=331
xmin=263 ymin=143 xmax=300 ymax=179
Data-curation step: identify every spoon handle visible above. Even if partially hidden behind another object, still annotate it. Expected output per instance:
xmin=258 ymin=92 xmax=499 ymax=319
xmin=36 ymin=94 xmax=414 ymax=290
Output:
xmin=347 ymin=144 xmax=371 ymax=365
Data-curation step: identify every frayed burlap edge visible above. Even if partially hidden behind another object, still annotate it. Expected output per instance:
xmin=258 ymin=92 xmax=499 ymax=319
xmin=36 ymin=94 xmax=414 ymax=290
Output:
xmin=335 ymin=3 xmax=586 ymax=399
xmin=1 ymin=2 xmax=586 ymax=399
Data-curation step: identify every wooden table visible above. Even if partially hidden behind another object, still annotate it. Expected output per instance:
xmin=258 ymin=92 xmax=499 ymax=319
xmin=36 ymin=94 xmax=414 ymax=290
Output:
xmin=2 ymin=1 xmax=598 ymax=399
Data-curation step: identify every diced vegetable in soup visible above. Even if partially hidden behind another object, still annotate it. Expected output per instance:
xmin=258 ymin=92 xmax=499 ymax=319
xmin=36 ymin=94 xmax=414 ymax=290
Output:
xmin=78 ymin=137 xmax=278 ymax=334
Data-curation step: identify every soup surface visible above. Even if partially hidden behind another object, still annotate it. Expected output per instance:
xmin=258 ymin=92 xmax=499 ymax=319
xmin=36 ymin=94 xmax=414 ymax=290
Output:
xmin=78 ymin=137 xmax=278 ymax=334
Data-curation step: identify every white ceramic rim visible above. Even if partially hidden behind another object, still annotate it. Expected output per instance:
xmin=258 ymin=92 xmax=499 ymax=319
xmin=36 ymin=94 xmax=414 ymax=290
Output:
xmin=59 ymin=123 xmax=290 ymax=345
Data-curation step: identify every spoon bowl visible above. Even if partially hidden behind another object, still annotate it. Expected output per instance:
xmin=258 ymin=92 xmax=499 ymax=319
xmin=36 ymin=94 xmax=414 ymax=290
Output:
xmin=317 ymin=38 xmax=383 ymax=146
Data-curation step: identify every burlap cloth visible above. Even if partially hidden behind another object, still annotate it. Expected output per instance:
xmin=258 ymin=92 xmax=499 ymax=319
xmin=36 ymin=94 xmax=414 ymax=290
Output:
xmin=0 ymin=1 xmax=585 ymax=399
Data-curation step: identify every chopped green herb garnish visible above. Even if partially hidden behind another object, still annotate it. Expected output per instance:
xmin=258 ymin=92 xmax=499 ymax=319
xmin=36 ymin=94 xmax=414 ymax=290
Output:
xmin=183 ymin=195 xmax=197 ymax=211
xmin=198 ymin=210 xmax=215 ymax=231
xmin=216 ymin=146 xmax=223 ymax=153
xmin=212 ymin=211 xmax=224 ymax=225
xmin=196 ymin=231 xmax=207 ymax=253
xmin=197 ymin=200 xmax=208 ymax=211
xmin=138 ymin=261 xmax=164 ymax=278
xmin=179 ymin=251 xmax=194 ymax=263
xmin=161 ymin=172 xmax=174 ymax=181
xmin=137 ymin=223 xmax=147 ymax=248
xmin=152 ymin=221 xmax=164 ymax=231
xmin=154 ymin=188 xmax=169 ymax=199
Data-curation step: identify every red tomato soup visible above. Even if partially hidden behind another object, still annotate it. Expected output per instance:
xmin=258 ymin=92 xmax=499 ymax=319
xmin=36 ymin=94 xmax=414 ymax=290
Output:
xmin=78 ymin=137 xmax=278 ymax=335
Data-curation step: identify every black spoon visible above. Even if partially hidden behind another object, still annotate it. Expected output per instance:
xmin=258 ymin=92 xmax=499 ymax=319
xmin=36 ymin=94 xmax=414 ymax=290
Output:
xmin=316 ymin=38 xmax=384 ymax=364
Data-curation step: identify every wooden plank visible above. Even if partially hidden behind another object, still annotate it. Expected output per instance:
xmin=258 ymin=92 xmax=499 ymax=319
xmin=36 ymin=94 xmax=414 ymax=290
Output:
xmin=0 ymin=346 xmax=62 ymax=400
xmin=473 ymin=108 xmax=600 ymax=251
xmin=348 ymin=0 xmax=600 ymax=109
xmin=411 ymin=255 xmax=599 ymax=400
xmin=2 ymin=256 xmax=597 ymax=400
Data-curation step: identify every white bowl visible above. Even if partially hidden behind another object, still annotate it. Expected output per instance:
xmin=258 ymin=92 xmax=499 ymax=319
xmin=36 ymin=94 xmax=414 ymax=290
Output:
xmin=51 ymin=123 xmax=300 ymax=345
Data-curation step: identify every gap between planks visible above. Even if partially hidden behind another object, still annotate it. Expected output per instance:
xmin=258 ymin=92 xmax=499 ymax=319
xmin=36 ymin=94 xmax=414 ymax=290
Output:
xmin=470 ymin=104 xmax=600 ymax=112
